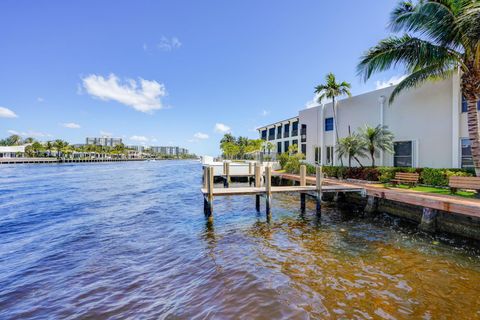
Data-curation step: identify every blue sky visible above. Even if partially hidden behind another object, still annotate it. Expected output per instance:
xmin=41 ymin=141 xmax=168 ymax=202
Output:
xmin=0 ymin=0 xmax=402 ymax=155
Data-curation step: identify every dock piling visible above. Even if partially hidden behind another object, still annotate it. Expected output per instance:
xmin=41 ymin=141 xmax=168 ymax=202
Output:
xmin=205 ymin=166 xmax=214 ymax=220
xmin=265 ymin=166 xmax=272 ymax=218
xmin=255 ymin=164 xmax=261 ymax=211
xmin=300 ymin=165 xmax=306 ymax=213
xmin=316 ymin=166 xmax=322 ymax=216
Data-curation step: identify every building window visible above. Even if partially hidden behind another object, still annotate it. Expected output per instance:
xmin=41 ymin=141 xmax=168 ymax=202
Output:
xmin=284 ymin=141 xmax=290 ymax=153
xmin=261 ymin=130 xmax=267 ymax=140
xmin=292 ymin=121 xmax=298 ymax=136
xmin=268 ymin=128 xmax=275 ymax=141
xmin=394 ymin=141 xmax=413 ymax=167
xmin=284 ymin=123 xmax=290 ymax=138
xmin=277 ymin=142 xmax=282 ymax=154
xmin=314 ymin=146 xmax=321 ymax=164
xmin=326 ymin=146 xmax=334 ymax=165
xmin=301 ymin=124 xmax=307 ymax=142
xmin=301 ymin=144 xmax=306 ymax=156
xmin=461 ymin=138 xmax=474 ymax=168
xmin=277 ymin=125 xmax=282 ymax=139
xmin=325 ymin=118 xmax=334 ymax=131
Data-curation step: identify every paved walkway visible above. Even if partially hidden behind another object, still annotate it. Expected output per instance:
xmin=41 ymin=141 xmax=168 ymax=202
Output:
xmin=276 ymin=172 xmax=480 ymax=218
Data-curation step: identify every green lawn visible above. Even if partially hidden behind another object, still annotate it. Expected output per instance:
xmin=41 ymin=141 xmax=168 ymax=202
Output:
xmin=384 ymin=184 xmax=477 ymax=199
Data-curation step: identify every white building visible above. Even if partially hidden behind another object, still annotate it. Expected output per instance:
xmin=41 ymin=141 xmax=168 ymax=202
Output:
xmin=258 ymin=73 xmax=477 ymax=169
xmin=0 ymin=145 xmax=26 ymax=158
xmin=150 ymin=146 xmax=189 ymax=156
xmin=86 ymin=137 xmax=122 ymax=147
xmin=257 ymin=116 xmax=304 ymax=156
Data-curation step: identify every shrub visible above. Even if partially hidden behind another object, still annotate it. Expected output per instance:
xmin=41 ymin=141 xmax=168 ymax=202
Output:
xmin=284 ymin=156 xmax=301 ymax=173
xmin=278 ymin=152 xmax=290 ymax=169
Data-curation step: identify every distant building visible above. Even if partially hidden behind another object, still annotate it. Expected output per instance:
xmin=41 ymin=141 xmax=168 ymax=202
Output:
xmin=0 ymin=145 xmax=26 ymax=158
xmin=127 ymin=145 xmax=145 ymax=152
xmin=150 ymin=146 xmax=189 ymax=156
xmin=86 ymin=137 xmax=122 ymax=147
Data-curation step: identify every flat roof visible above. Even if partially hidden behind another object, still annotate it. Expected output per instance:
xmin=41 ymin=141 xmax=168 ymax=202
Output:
xmin=256 ymin=116 xmax=299 ymax=130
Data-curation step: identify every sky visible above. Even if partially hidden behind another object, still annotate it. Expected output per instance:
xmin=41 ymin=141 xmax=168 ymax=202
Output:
xmin=0 ymin=0 xmax=404 ymax=155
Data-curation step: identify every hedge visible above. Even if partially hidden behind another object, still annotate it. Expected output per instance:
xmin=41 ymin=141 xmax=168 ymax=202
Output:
xmin=320 ymin=166 xmax=473 ymax=186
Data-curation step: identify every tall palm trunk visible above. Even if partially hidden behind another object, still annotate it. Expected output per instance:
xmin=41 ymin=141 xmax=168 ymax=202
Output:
xmin=462 ymin=70 xmax=480 ymax=177
xmin=332 ymin=97 xmax=344 ymax=166
xmin=370 ymin=149 xmax=375 ymax=167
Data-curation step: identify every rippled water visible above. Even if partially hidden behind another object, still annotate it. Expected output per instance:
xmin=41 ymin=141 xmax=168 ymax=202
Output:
xmin=0 ymin=161 xmax=479 ymax=319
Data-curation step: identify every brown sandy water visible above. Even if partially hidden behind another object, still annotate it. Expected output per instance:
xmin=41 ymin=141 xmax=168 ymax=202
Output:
xmin=0 ymin=161 xmax=479 ymax=319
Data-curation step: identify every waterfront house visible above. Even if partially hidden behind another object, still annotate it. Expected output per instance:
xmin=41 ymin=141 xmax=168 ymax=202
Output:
xmin=0 ymin=145 xmax=26 ymax=158
xmin=258 ymin=73 xmax=477 ymax=169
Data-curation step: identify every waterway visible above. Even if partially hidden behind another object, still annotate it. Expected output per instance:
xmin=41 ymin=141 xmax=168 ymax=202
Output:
xmin=0 ymin=161 xmax=479 ymax=319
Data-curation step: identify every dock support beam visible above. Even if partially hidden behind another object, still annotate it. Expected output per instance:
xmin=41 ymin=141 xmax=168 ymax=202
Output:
xmin=419 ymin=207 xmax=438 ymax=232
xmin=265 ymin=166 xmax=272 ymax=219
xmin=223 ymin=162 xmax=230 ymax=188
xmin=249 ymin=162 xmax=253 ymax=186
xmin=364 ymin=196 xmax=379 ymax=216
xmin=255 ymin=164 xmax=261 ymax=212
xmin=316 ymin=166 xmax=322 ymax=216
xmin=300 ymin=165 xmax=306 ymax=213
xmin=204 ymin=166 xmax=214 ymax=221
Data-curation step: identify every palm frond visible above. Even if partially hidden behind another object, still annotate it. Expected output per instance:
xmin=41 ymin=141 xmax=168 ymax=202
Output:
xmin=389 ymin=62 xmax=454 ymax=103
xmin=357 ymin=35 xmax=462 ymax=81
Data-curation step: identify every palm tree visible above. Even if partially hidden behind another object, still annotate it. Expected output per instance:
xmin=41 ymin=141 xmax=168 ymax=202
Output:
xmin=336 ymin=134 xmax=367 ymax=168
xmin=53 ymin=139 xmax=65 ymax=158
xmin=220 ymin=133 xmax=235 ymax=145
xmin=315 ymin=73 xmax=352 ymax=166
xmin=6 ymin=134 xmax=22 ymax=146
xmin=31 ymin=141 xmax=44 ymax=157
xmin=357 ymin=0 xmax=480 ymax=175
xmin=23 ymin=137 xmax=35 ymax=144
xmin=46 ymin=141 xmax=54 ymax=157
xmin=359 ymin=124 xmax=394 ymax=167
xmin=288 ymin=143 xmax=298 ymax=155
xmin=264 ymin=141 xmax=274 ymax=155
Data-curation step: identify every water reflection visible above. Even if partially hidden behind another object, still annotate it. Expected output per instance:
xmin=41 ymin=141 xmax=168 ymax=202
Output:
xmin=0 ymin=161 xmax=479 ymax=319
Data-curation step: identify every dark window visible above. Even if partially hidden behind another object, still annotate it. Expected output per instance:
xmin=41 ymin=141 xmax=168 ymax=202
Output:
xmin=461 ymin=138 xmax=474 ymax=168
xmin=292 ymin=121 xmax=298 ymax=136
xmin=301 ymin=144 xmax=306 ymax=156
xmin=284 ymin=123 xmax=290 ymax=138
xmin=326 ymin=146 xmax=333 ymax=165
xmin=268 ymin=128 xmax=275 ymax=141
xmin=301 ymin=124 xmax=307 ymax=142
xmin=292 ymin=139 xmax=298 ymax=146
xmin=277 ymin=125 xmax=282 ymax=139
xmin=261 ymin=130 xmax=267 ymax=140
xmin=325 ymin=118 xmax=334 ymax=131
xmin=284 ymin=141 xmax=289 ymax=153
xmin=314 ymin=146 xmax=321 ymax=164
xmin=277 ymin=142 xmax=282 ymax=154
xmin=394 ymin=141 xmax=413 ymax=167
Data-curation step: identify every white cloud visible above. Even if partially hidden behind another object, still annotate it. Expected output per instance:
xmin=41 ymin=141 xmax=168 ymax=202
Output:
xmin=130 ymin=135 xmax=148 ymax=142
xmin=7 ymin=129 xmax=52 ymax=138
xmin=100 ymin=130 xmax=113 ymax=137
xmin=82 ymin=73 xmax=167 ymax=113
xmin=194 ymin=132 xmax=209 ymax=140
xmin=376 ymin=75 xmax=407 ymax=90
xmin=261 ymin=110 xmax=270 ymax=116
xmin=214 ymin=123 xmax=231 ymax=133
xmin=62 ymin=122 xmax=81 ymax=129
xmin=0 ymin=106 xmax=18 ymax=118
xmin=157 ymin=36 xmax=182 ymax=51
xmin=305 ymin=92 xmax=330 ymax=109
xmin=37 ymin=97 xmax=44 ymax=102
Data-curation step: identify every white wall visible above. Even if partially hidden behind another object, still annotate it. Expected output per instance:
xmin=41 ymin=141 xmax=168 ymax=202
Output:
xmin=298 ymin=75 xmax=465 ymax=168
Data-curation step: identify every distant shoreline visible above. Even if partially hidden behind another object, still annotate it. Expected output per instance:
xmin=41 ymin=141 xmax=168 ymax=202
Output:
xmin=0 ymin=158 xmax=196 ymax=165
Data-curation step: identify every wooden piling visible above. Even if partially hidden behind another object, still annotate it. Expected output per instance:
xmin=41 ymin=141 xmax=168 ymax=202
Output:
xmin=255 ymin=164 xmax=261 ymax=211
xmin=316 ymin=165 xmax=322 ymax=215
xmin=265 ymin=166 xmax=272 ymax=217
xmin=203 ymin=166 xmax=208 ymax=189
xmin=300 ymin=164 xmax=306 ymax=213
xmin=206 ymin=166 xmax=214 ymax=220
xmin=225 ymin=162 xmax=230 ymax=188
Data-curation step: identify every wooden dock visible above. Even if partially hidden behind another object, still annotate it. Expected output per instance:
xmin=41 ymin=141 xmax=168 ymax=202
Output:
xmin=277 ymin=172 xmax=480 ymax=219
xmin=201 ymin=163 xmax=365 ymax=221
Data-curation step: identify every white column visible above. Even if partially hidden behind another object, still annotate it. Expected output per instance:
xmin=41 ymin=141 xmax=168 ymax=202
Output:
xmin=451 ymin=70 xmax=461 ymax=168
